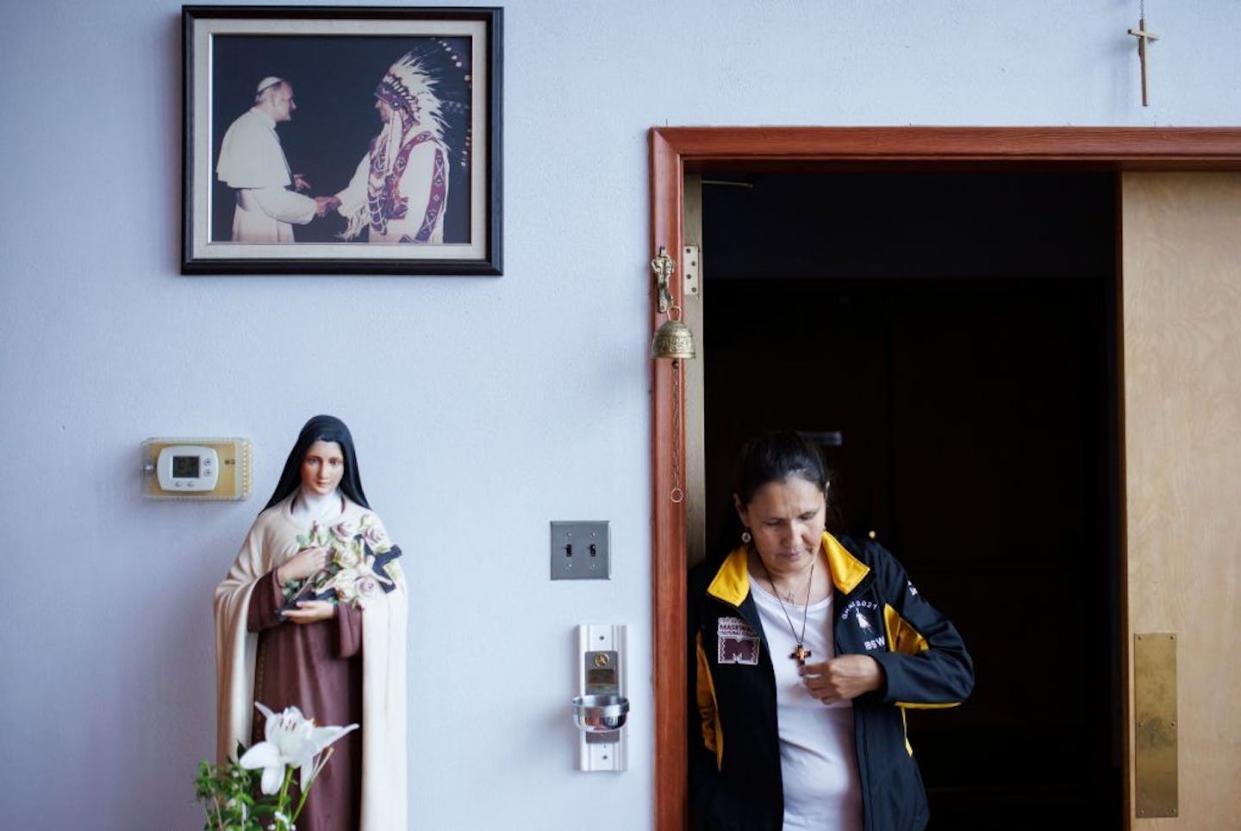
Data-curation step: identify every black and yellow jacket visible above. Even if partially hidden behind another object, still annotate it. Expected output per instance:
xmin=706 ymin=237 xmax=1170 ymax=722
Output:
xmin=689 ymin=532 xmax=974 ymax=831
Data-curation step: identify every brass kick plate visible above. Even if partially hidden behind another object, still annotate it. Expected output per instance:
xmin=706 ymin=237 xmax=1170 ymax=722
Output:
xmin=1134 ymin=633 xmax=1178 ymax=818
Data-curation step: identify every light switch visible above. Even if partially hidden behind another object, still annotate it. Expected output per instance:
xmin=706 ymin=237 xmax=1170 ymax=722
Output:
xmin=550 ymin=521 xmax=610 ymax=580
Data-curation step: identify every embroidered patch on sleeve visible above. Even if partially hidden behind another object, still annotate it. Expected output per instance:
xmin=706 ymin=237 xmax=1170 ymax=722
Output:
xmin=718 ymin=616 xmax=761 ymax=665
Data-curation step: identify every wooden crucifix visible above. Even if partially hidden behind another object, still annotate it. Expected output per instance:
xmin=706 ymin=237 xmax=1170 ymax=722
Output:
xmin=1127 ymin=17 xmax=1159 ymax=107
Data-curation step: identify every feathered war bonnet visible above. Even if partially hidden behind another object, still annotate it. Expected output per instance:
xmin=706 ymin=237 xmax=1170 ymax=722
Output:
xmin=374 ymin=40 xmax=472 ymax=161
xmin=375 ymin=51 xmax=446 ymax=143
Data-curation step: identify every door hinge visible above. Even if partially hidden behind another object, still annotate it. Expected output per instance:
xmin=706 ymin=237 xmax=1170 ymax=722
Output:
xmin=683 ymin=245 xmax=700 ymax=297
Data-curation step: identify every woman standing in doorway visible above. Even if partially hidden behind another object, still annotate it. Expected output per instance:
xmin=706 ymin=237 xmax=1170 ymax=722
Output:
xmin=215 ymin=415 xmax=407 ymax=831
xmin=689 ymin=431 xmax=973 ymax=831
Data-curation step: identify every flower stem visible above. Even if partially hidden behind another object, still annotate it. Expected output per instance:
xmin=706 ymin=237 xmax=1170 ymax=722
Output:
xmin=278 ymin=765 xmax=294 ymax=816
xmin=292 ymin=748 xmax=334 ymax=821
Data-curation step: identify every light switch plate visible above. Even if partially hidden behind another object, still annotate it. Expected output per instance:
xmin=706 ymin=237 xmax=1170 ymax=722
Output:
xmin=550 ymin=521 xmax=610 ymax=580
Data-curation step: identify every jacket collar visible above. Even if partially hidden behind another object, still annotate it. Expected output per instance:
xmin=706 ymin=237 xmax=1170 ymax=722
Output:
xmin=706 ymin=531 xmax=871 ymax=607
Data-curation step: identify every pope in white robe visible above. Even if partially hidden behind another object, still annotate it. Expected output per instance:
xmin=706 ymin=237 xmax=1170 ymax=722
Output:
xmin=216 ymin=78 xmax=318 ymax=243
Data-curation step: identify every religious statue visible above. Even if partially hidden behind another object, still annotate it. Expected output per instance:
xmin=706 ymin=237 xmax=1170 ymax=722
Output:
xmin=215 ymin=415 xmax=408 ymax=831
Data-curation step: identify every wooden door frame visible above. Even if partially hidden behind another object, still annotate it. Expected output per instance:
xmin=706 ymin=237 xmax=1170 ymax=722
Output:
xmin=648 ymin=126 xmax=1241 ymax=831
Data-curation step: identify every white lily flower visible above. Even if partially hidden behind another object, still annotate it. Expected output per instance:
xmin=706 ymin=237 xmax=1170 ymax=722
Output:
xmin=239 ymin=702 xmax=359 ymax=795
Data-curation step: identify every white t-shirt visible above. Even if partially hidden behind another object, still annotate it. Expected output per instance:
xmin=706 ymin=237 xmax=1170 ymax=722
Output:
xmin=751 ymin=580 xmax=864 ymax=831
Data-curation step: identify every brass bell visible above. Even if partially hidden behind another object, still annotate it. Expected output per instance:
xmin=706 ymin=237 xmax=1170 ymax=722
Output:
xmin=649 ymin=245 xmax=697 ymax=360
xmin=651 ymin=317 xmax=697 ymax=360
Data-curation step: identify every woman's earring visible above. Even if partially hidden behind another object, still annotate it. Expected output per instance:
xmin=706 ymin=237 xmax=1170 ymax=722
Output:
xmin=741 ymin=529 xmax=752 ymax=544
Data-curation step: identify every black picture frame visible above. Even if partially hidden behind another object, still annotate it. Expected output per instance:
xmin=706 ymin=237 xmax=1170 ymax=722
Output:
xmin=182 ymin=5 xmax=502 ymax=275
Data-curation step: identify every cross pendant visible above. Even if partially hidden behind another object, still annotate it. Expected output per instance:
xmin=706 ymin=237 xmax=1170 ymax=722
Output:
xmin=1127 ymin=17 xmax=1159 ymax=107
xmin=790 ymin=644 xmax=811 ymax=665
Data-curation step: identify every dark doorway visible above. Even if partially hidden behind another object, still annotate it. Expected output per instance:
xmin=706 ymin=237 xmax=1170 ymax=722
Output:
xmin=700 ymin=171 xmax=1122 ymax=828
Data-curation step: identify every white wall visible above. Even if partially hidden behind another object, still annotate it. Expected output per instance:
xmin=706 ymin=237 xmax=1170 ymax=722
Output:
xmin=1 ymin=2 xmax=1238 ymax=829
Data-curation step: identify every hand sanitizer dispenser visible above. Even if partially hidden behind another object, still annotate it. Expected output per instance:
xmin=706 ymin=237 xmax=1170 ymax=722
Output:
xmin=570 ymin=623 xmax=629 ymax=772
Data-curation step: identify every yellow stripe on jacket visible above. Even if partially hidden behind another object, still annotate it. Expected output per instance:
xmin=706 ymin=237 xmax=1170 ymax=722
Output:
xmin=883 ymin=602 xmax=961 ymax=756
xmin=696 ymin=632 xmax=724 ymax=769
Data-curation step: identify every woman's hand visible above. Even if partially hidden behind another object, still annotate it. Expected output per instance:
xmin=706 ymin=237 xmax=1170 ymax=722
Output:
xmin=276 ymin=547 xmax=330 ymax=586
xmin=282 ymin=600 xmax=336 ymax=624
xmin=800 ymin=654 xmax=885 ymax=703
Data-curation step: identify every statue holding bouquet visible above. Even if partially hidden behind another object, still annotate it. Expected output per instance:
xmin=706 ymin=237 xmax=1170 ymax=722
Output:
xmin=215 ymin=415 xmax=407 ymax=831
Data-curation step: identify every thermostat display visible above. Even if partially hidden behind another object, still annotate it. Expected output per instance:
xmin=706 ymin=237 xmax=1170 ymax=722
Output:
xmin=172 ymin=455 xmax=200 ymax=478
xmin=157 ymin=445 xmax=219 ymax=492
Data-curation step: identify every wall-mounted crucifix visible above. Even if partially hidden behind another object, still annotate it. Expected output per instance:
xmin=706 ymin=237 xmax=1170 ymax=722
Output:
xmin=1127 ymin=10 xmax=1159 ymax=107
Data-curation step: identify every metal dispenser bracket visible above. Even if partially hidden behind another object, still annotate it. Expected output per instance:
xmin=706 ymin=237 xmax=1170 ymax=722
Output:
xmin=571 ymin=623 xmax=628 ymax=772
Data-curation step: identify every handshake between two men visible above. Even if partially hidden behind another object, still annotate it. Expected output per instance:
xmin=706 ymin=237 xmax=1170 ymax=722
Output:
xmin=217 ymin=58 xmax=452 ymax=246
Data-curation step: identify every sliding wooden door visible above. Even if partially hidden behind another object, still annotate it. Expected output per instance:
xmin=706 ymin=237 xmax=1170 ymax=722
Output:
xmin=1121 ymin=173 xmax=1241 ymax=828
xmin=649 ymin=129 xmax=1241 ymax=831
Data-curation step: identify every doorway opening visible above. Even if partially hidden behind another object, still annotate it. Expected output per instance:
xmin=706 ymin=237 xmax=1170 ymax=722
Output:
xmin=696 ymin=171 xmax=1122 ymax=828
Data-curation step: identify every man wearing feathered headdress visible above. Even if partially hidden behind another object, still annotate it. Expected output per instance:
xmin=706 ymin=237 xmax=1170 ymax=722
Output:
xmin=334 ymin=52 xmax=451 ymax=243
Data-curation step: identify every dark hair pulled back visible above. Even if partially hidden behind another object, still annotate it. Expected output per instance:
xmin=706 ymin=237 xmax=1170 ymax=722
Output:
xmin=734 ymin=430 xmax=828 ymax=506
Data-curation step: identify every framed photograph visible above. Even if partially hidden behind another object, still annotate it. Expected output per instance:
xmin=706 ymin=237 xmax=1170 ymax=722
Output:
xmin=183 ymin=6 xmax=502 ymax=275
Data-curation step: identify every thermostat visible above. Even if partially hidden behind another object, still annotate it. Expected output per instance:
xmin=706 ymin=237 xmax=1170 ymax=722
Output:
xmin=142 ymin=437 xmax=251 ymax=501
xmin=157 ymin=445 xmax=219 ymax=491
